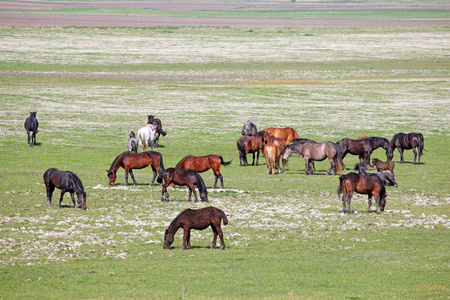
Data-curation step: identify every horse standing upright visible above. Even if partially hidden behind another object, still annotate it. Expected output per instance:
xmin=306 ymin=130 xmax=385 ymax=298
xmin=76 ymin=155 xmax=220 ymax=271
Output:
xmin=147 ymin=115 xmax=166 ymax=148
xmin=106 ymin=151 xmax=165 ymax=186
xmin=262 ymin=127 xmax=299 ymax=145
xmin=138 ymin=124 xmax=157 ymax=151
xmin=43 ymin=168 xmax=87 ymax=210
xmin=175 ymin=154 xmax=231 ymax=189
xmin=157 ymin=168 xmax=208 ymax=202
xmin=371 ymin=158 xmax=395 ymax=174
xmin=24 ymin=111 xmax=39 ymax=147
xmin=163 ymin=206 xmax=228 ymax=250
xmin=359 ymin=136 xmax=393 ymax=162
xmin=237 ymin=131 xmax=265 ymax=166
xmin=335 ymin=138 xmax=371 ymax=172
xmin=241 ymin=120 xmax=258 ymax=136
xmin=337 ymin=164 xmax=387 ymax=214
xmin=390 ymin=132 xmax=424 ymax=164
xmin=127 ymin=131 xmax=138 ymax=153
xmin=264 ymin=142 xmax=282 ymax=174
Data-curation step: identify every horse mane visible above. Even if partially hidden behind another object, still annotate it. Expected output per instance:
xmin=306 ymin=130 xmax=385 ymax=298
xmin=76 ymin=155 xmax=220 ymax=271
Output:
xmin=175 ymin=155 xmax=190 ymax=168
xmin=109 ymin=151 xmax=128 ymax=171
xmin=195 ymin=171 xmax=207 ymax=193
xmin=68 ymin=172 xmax=85 ymax=196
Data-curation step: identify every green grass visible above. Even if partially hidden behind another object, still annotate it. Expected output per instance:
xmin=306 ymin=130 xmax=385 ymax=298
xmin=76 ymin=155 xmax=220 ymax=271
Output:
xmin=0 ymin=26 xmax=449 ymax=299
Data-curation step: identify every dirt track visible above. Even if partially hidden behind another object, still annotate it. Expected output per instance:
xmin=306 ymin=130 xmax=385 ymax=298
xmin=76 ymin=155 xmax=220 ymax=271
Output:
xmin=0 ymin=1 xmax=449 ymax=27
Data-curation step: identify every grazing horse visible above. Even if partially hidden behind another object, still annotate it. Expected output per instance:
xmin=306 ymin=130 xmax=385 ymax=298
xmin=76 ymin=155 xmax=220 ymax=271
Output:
xmin=355 ymin=162 xmax=397 ymax=187
xmin=24 ymin=111 xmax=39 ymax=147
xmin=337 ymin=167 xmax=387 ymax=214
xmin=371 ymin=158 xmax=395 ymax=174
xmin=138 ymin=124 xmax=157 ymax=151
xmin=147 ymin=115 xmax=166 ymax=148
xmin=175 ymin=154 xmax=232 ymax=189
xmin=43 ymin=168 xmax=87 ymax=210
xmin=390 ymin=132 xmax=424 ymax=164
xmin=241 ymin=120 xmax=258 ymax=136
xmin=264 ymin=142 xmax=282 ymax=174
xmin=106 ymin=151 xmax=164 ymax=186
xmin=282 ymin=141 xmax=339 ymax=175
xmin=262 ymin=127 xmax=299 ymax=145
xmin=157 ymin=168 xmax=208 ymax=202
xmin=237 ymin=131 xmax=264 ymax=166
xmin=163 ymin=206 xmax=228 ymax=250
xmin=359 ymin=136 xmax=393 ymax=162
xmin=127 ymin=131 xmax=138 ymax=153
xmin=336 ymin=138 xmax=371 ymax=172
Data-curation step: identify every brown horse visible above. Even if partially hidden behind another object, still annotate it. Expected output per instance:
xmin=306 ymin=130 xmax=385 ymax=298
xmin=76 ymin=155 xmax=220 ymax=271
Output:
xmin=355 ymin=162 xmax=397 ymax=187
xmin=43 ymin=168 xmax=87 ymax=210
xmin=338 ymin=171 xmax=387 ymax=214
xmin=262 ymin=131 xmax=287 ymax=171
xmin=371 ymin=158 xmax=395 ymax=174
xmin=147 ymin=115 xmax=166 ymax=148
xmin=336 ymin=138 xmax=371 ymax=172
xmin=157 ymin=168 xmax=208 ymax=202
xmin=163 ymin=206 xmax=228 ymax=250
xmin=174 ymin=154 xmax=231 ymax=189
xmin=390 ymin=132 xmax=424 ymax=164
xmin=106 ymin=151 xmax=165 ymax=186
xmin=282 ymin=140 xmax=339 ymax=175
xmin=264 ymin=143 xmax=282 ymax=174
xmin=237 ymin=131 xmax=264 ymax=166
xmin=262 ymin=127 xmax=299 ymax=145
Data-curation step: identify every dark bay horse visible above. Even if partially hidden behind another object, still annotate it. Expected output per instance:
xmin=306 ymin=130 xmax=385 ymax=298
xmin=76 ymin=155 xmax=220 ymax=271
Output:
xmin=336 ymin=138 xmax=371 ymax=172
xmin=262 ymin=127 xmax=299 ymax=145
xmin=241 ymin=120 xmax=257 ymax=136
xmin=24 ymin=111 xmax=39 ymax=146
xmin=157 ymin=168 xmax=208 ymax=202
xmin=390 ymin=132 xmax=424 ymax=164
xmin=43 ymin=168 xmax=87 ymax=210
xmin=355 ymin=162 xmax=397 ymax=187
xmin=175 ymin=154 xmax=231 ymax=189
xmin=338 ymin=168 xmax=387 ymax=214
xmin=371 ymin=158 xmax=395 ymax=174
xmin=147 ymin=115 xmax=166 ymax=148
xmin=282 ymin=140 xmax=339 ymax=175
xmin=164 ymin=206 xmax=228 ymax=250
xmin=106 ymin=151 xmax=164 ymax=186
xmin=237 ymin=131 xmax=264 ymax=166
xmin=359 ymin=136 xmax=392 ymax=161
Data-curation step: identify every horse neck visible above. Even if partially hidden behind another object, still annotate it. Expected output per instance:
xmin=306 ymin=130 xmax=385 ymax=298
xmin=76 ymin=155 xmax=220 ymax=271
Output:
xmin=71 ymin=176 xmax=85 ymax=196
xmin=167 ymin=218 xmax=181 ymax=236
xmin=109 ymin=152 xmax=126 ymax=172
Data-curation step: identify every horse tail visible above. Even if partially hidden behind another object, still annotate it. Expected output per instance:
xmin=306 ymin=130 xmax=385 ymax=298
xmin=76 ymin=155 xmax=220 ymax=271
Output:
xmin=158 ymin=152 xmax=165 ymax=171
xmin=219 ymin=155 xmax=232 ymax=166
xmin=238 ymin=138 xmax=246 ymax=159
xmin=156 ymin=170 xmax=165 ymax=184
xmin=222 ymin=211 xmax=229 ymax=226
xmin=418 ymin=133 xmax=425 ymax=155
xmin=337 ymin=175 xmax=346 ymax=199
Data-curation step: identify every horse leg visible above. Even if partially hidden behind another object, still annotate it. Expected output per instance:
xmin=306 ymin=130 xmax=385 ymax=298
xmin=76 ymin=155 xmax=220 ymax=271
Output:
xmin=219 ymin=175 xmax=224 ymax=189
xmin=367 ymin=195 xmax=373 ymax=213
xmin=211 ymin=225 xmax=218 ymax=249
xmin=161 ymin=183 xmax=169 ymax=201
xmin=70 ymin=192 xmax=77 ymax=208
xmin=375 ymin=194 xmax=381 ymax=214
xmin=398 ymin=148 xmax=404 ymax=163
xmin=191 ymin=184 xmax=199 ymax=202
xmin=256 ymin=151 xmax=260 ymax=166
xmin=150 ymin=167 xmax=157 ymax=186
xmin=58 ymin=190 xmax=65 ymax=209
xmin=251 ymin=152 xmax=255 ymax=166
xmin=187 ymin=230 xmax=192 ymax=249
xmin=347 ymin=192 xmax=354 ymax=214
xmin=26 ymin=130 xmax=31 ymax=146
xmin=182 ymin=229 xmax=189 ymax=250
xmin=129 ymin=170 xmax=137 ymax=186
xmin=45 ymin=184 xmax=55 ymax=207
xmin=304 ymin=158 xmax=310 ymax=175
xmin=412 ymin=147 xmax=418 ymax=164
xmin=32 ymin=131 xmax=36 ymax=146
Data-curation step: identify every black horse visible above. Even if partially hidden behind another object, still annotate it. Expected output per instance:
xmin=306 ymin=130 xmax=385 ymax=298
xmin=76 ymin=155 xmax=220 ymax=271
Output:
xmin=359 ymin=136 xmax=392 ymax=161
xmin=147 ymin=115 xmax=166 ymax=148
xmin=390 ymin=132 xmax=424 ymax=164
xmin=24 ymin=111 xmax=39 ymax=146
xmin=43 ymin=168 xmax=87 ymax=210
xmin=241 ymin=120 xmax=257 ymax=136
xmin=157 ymin=168 xmax=208 ymax=202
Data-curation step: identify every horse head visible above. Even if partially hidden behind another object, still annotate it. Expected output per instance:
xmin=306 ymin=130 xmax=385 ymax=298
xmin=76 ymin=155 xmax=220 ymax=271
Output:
xmin=106 ymin=169 xmax=116 ymax=185
xmin=77 ymin=192 xmax=87 ymax=210
xmin=163 ymin=229 xmax=174 ymax=249
xmin=282 ymin=146 xmax=293 ymax=161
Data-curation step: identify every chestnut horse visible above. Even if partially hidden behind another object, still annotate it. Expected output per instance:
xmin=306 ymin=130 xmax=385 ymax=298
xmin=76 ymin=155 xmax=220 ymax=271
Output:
xmin=338 ymin=165 xmax=387 ymax=214
xmin=237 ymin=131 xmax=264 ymax=166
xmin=43 ymin=168 xmax=87 ymax=210
xmin=264 ymin=142 xmax=282 ymax=174
xmin=157 ymin=168 xmax=208 ymax=202
xmin=106 ymin=151 xmax=165 ymax=186
xmin=174 ymin=154 xmax=231 ymax=189
xmin=147 ymin=115 xmax=166 ymax=148
xmin=24 ymin=111 xmax=39 ymax=147
xmin=163 ymin=206 xmax=228 ymax=250
xmin=282 ymin=140 xmax=339 ymax=175
xmin=390 ymin=132 xmax=424 ymax=164
xmin=371 ymin=158 xmax=395 ymax=174
xmin=262 ymin=127 xmax=299 ymax=145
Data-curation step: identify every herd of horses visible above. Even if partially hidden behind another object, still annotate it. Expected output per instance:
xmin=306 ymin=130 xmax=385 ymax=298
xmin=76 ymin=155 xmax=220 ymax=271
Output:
xmin=25 ymin=112 xmax=425 ymax=249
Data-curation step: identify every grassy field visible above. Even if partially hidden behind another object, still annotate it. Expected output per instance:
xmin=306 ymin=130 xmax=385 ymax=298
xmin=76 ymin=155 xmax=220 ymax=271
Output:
xmin=0 ymin=25 xmax=449 ymax=299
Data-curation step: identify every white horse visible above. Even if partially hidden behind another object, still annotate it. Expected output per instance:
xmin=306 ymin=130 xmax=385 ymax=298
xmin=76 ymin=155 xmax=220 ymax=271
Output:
xmin=138 ymin=124 xmax=157 ymax=151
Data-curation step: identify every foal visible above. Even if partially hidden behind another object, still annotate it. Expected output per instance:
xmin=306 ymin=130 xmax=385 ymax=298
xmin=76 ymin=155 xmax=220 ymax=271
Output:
xmin=163 ymin=206 xmax=228 ymax=250
xmin=371 ymin=158 xmax=395 ymax=174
